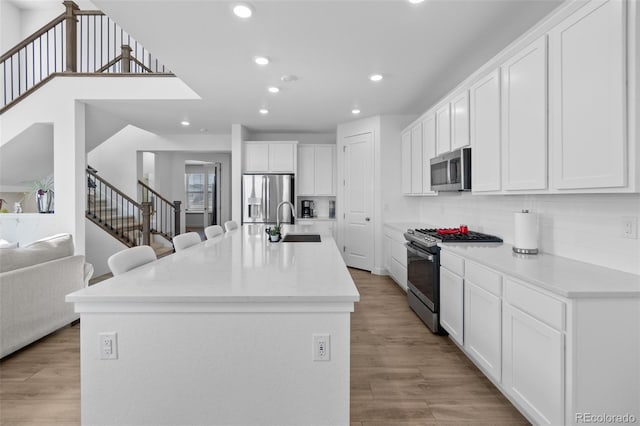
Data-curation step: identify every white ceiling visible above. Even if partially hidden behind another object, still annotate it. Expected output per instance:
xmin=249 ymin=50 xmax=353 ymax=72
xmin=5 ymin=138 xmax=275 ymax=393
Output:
xmin=89 ymin=0 xmax=564 ymax=134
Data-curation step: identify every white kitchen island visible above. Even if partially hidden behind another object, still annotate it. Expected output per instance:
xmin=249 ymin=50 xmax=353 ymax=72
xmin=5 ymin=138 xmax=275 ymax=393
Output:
xmin=66 ymin=224 xmax=359 ymax=426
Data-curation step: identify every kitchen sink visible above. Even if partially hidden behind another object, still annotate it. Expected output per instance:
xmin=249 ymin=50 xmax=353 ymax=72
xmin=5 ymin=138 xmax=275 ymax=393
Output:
xmin=281 ymin=234 xmax=322 ymax=242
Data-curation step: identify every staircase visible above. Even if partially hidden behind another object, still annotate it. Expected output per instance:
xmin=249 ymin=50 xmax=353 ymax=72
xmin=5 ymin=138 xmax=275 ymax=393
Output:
xmin=86 ymin=167 xmax=180 ymax=257
xmin=1 ymin=1 xmax=172 ymax=112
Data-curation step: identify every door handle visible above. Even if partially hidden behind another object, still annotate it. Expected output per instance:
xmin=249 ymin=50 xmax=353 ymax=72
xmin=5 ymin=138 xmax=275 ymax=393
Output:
xmin=365 ymin=217 xmax=370 ymax=222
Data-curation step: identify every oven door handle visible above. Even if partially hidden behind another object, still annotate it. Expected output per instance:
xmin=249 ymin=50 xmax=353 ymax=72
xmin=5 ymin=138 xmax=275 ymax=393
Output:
xmin=405 ymin=243 xmax=434 ymax=261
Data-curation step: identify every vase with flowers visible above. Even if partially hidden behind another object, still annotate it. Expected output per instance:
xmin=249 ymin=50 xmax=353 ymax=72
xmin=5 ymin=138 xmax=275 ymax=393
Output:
xmin=30 ymin=175 xmax=54 ymax=213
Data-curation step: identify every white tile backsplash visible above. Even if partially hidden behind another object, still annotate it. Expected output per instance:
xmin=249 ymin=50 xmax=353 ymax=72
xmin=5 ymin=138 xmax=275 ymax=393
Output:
xmin=418 ymin=193 xmax=640 ymax=275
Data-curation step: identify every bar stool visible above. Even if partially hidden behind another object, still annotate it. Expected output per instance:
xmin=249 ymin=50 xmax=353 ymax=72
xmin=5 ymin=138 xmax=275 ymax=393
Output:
xmin=107 ymin=246 xmax=157 ymax=276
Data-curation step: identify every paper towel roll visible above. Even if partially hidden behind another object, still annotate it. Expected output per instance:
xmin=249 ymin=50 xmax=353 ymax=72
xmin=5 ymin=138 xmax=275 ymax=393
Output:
xmin=513 ymin=210 xmax=538 ymax=254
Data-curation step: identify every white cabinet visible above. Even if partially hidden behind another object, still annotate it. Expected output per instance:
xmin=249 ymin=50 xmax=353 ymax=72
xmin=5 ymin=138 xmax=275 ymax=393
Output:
xmin=401 ymin=130 xmax=412 ymax=194
xmin=440 ymin=265 xmax=464 ymax=346
xmin=411 ymin=123 xmax=423 ymax=193
xmin=315 ymin=145 xmax=336 ymax=195
xmin=435 ymin=103 xmax=451 ymax=155
xmin=297 ymin=144 xmax=335 ymax=196
xmin=501 ymin=36 xmax=548 ymax=191
xmin=549 ymin=0 xmax=626 ymax=190
xmin=503 ymin=277 xmax=565 ymax=426
xmin=503 ymin=303 xmax=564 ymax=426
xmin=244 ymin=142 xmax=297 ymax=173
xmin=451 ymin=90 xmax=470 ymax=151
xmin=422 ymin=113 xmax=436 ymax=192
xmin=244 ymin=143 xmax=270 ymax=172
xmin=464 ymin=262 xmax=502 ymax=383
xmin=401 ymin=116 xmax=437 ymax=196
xmin=384 ymin=226 xmax=407 ymax=291
xmin=470 ymin=69 xmax=502 ymax=192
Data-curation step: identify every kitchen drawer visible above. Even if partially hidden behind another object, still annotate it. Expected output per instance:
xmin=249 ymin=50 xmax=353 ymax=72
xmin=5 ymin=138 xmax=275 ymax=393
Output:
xmin=504 ymin=277 xmax=565 ymax=331
xmin=391 ymin=239 xmax=407 ymax=267
xmin=466 ymin=261 xmax=502 ymax=297
xmin=441 ymin=250 xmax=464 ymax=276
xmin=390 ymin=257 xmax=407 ymax=290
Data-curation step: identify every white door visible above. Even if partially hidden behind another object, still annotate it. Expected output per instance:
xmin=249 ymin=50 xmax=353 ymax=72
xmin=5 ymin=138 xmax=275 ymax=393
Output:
xmin=440 ymin=267 xmax=464 ymax=346
xmin=343 ymin=133 xmax=374 ymax=271
xmin=502 ymin=36 xmax=548 ymax=191
xmin=401 ymin=130 xmax=412 ymax=194
xmin=503 ymin=303 xmax=564 ymax=426
xmin=410 ymin=123 xmax=423 ymax=194
xmin=464 ymin=280 xmax=502 ymax=382
xmin=470 ymin=69 xmax=502 ymax=192
xmin=549 ymin=0 xmax=626 ymax=190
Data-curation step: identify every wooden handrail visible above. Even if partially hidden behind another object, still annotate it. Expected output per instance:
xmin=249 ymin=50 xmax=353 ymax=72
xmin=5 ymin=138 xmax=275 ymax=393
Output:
xmin=0 ymin=13 xmax=65 ymax=62
xmin=130 ymin=57 xmax=153 ymax=73
xmin=138 ymin=180 xmax=176 ymax=207
xmin=96 ymin=55 xmax=124 ymax=73
xmin=74 ymin=10 xmax=105 ymax=16
xmin=88 ymin=168 xmax=140 ymax=207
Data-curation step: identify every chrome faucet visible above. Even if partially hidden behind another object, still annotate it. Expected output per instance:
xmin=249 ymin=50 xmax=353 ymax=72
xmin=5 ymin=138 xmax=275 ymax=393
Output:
xmin=276 ymin=201 xmax=296 ymax=230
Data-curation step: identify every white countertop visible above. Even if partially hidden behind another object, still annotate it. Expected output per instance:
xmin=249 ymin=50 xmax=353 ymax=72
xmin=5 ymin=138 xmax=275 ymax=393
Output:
xmin=384 ymin=222 xmax=640 ymax=298
xmin=67 ymin=224 xmax=359 ymax=305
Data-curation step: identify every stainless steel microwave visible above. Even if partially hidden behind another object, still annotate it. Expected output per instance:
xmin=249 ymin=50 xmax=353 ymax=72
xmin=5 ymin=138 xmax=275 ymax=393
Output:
xmin=430 ymin=148 xmax=471 ymax=192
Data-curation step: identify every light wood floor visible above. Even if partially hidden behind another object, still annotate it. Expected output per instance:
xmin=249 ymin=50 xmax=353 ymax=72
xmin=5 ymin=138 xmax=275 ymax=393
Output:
xmin=0 ymin=269 xmax=528 ymax=425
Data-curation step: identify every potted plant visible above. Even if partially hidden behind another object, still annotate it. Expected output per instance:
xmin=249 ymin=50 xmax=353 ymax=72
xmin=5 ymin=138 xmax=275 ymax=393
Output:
xmin=30 ymin=175 xmax=54 ymax=213
xmin=269 ymin=225 xmax=281 ymax=242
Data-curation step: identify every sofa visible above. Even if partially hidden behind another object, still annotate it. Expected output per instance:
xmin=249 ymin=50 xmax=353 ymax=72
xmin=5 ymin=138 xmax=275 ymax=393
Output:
xmin=0 ymin=234 xmax=92 ymax=358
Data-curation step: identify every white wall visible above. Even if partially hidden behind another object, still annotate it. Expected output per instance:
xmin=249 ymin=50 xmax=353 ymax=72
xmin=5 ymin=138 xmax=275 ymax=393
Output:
xmin=0 ymin=1 xmax=21 ymax=52
xmin=248 ymin=132 xmax=335 ymax=145
xmin=85 ymin=219 xmax=127 ymax=277
xmin=417 ymin=193 xmax=640 ymax=275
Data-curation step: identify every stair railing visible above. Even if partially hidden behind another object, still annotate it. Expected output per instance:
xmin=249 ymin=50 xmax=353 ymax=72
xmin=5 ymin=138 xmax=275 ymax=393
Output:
xmin=86 ymin=167 xmax=152 ymax=247
xmin=138 ymin=180 xmax=181 ymax=242
xmin=1 ymin=1 xmax=171 ymax=111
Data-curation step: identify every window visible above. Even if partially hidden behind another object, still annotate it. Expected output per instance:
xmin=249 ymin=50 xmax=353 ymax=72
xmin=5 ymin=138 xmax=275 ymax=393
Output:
xmin=185 ymin=172 xmax=214 ymax=211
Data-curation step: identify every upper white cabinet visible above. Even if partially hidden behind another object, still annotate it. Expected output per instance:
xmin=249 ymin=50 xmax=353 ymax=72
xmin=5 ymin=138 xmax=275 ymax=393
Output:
xmin=549 ymin=0 xmax=627 ymax=190
xmin=422 ymin=113 xmax=436 ymax=192
xmin=411 ymin=123 xmax=424 ymax=194
xmin=435 ymin=103 xmax=451 ymax=156
xmin=401 ymin=130 xmax=412 ymax=194
xmin=470 ymin=69 xmax=502 ymax=192
xmin=501 ymin=36 xmax=548 ymax=191
xmin=244 ymin=142 xmax=297 ymax=173
xmin=401 ymin=120 xmax=436 ymax=196
xmin=297 ymin=144 xmax=336 ymax=196
xmin=451 ymin=90 xmax=470 ymax=151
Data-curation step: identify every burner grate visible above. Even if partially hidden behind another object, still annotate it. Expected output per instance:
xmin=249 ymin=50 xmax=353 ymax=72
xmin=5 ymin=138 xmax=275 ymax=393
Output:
xmin=415 ymin=228 xmax=503 ymax=243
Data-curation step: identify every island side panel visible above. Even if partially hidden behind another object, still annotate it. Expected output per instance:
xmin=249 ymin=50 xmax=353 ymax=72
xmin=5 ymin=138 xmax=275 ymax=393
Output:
xmin=80 ymin=310 xmax=352 ymax=426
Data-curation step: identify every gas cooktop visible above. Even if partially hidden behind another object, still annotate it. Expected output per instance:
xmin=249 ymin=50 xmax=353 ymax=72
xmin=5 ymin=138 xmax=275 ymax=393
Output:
xmin=415 ymin=228 xmax=503 ymax=243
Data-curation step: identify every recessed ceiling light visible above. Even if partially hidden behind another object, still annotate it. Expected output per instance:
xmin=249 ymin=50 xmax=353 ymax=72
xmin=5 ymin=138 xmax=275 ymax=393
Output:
xmin=268 ymin=86 xmax=280 ymax=94
xmin=254 ymin=56 xmax=269 ymax=66
xmin=259 ymin=109 xmax=269 ymax=115
xmin=180 ymin=120 xmax=190 ymax=126
xmin=408 ymin=0 xmax=425 ymax=4
xmin=351 ymin=109 xmax=361 ymax=115
xmin=232 ymin=3 xmax=253 ymax=18
xmin=369 ymin=74 xmax=383 ymax=82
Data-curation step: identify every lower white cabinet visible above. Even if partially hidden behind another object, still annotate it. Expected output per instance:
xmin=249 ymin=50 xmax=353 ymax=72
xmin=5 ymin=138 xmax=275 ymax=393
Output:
xmin=464 ymin=280 xmax=502 ymax=382
xmin=502 ymin=303 xmax=564 ymax=426
xmin=384 ymin=226 xmax=407 ymax=290
xmin=439 ymin=267 xmax=464 ymax=345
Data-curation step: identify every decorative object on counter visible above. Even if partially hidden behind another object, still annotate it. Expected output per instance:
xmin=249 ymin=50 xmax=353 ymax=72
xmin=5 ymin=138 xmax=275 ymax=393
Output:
xmin=266 ymin=225 xmax=281 ymax=242
xmin=13 ymin=202 xmax=22 ymax=213
xmin=0 ymin=199 xmax=7 ymax=213
xmin=513 ymin=209 xmax=538 ymax=254
xmin=30 ymin=175 xmax=54 ymax=213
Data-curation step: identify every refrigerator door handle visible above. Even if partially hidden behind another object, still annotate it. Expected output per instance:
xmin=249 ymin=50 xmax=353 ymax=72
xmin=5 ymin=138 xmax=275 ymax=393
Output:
xmin=262 ymin=176 xmax=267 ymax=221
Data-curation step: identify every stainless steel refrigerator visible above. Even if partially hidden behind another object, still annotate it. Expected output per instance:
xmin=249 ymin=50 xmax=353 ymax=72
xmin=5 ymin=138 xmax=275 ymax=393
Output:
xmin=242 ymin=174 xmax=294 ymax=224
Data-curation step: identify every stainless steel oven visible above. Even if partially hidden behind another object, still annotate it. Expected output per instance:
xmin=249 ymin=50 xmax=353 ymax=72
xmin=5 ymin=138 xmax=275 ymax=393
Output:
xmin=405 ymin=241 xmax=445 ymax=334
